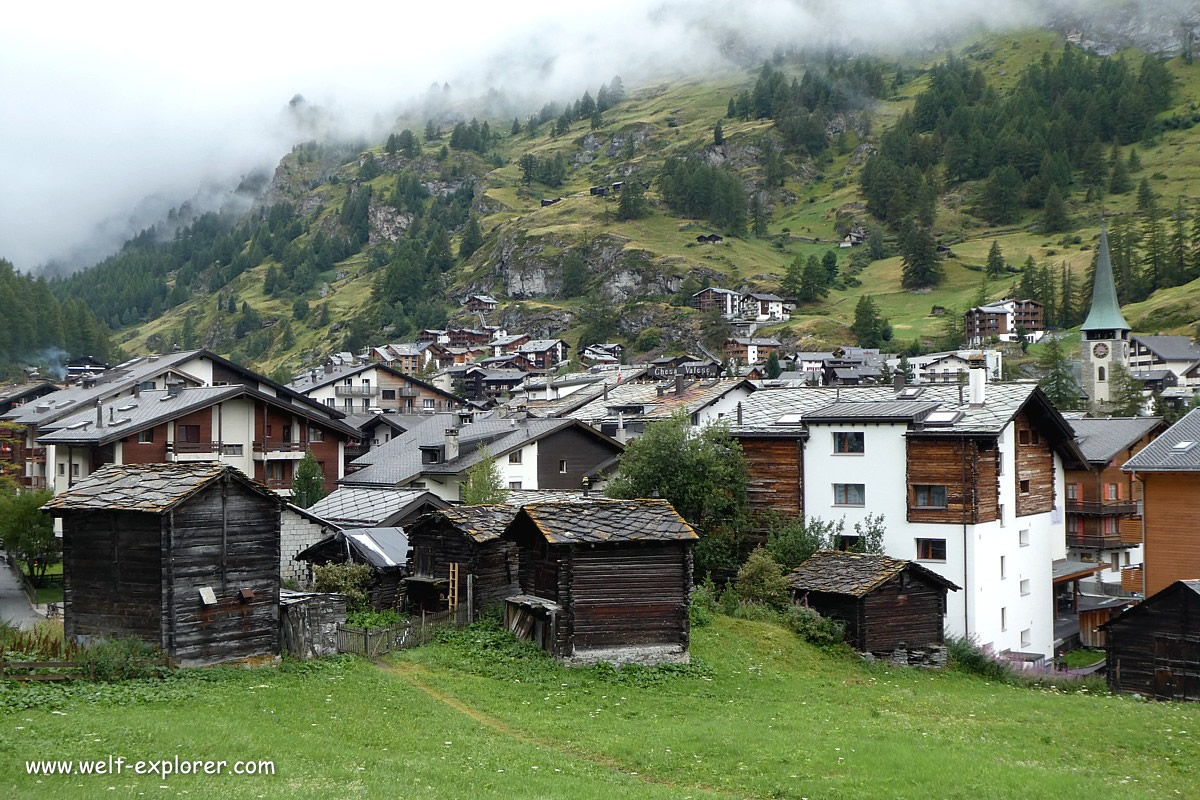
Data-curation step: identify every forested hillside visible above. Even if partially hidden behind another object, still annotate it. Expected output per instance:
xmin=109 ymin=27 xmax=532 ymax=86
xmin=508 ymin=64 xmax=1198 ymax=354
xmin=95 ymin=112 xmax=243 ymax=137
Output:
xmin=5 ymin=27 xmax=1200 ymax=381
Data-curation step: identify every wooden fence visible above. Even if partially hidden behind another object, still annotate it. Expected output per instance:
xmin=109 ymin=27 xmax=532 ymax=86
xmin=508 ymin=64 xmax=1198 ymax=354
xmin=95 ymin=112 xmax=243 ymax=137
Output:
xmin=0 ymin=656 xmax=175 ymax=682
xmin=335 ymin=610 xmax=457 ymax=657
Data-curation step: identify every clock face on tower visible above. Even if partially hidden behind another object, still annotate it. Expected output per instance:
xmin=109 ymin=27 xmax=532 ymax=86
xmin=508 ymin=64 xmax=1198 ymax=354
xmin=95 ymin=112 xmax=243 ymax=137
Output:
xmin=1093 ymin=343 xmax=1109 ymax=359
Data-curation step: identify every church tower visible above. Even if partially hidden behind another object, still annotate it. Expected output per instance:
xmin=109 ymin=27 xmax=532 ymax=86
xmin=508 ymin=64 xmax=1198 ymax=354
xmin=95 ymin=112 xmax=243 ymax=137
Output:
xmin=1080 ymin=224 xmax=1131 ymax=406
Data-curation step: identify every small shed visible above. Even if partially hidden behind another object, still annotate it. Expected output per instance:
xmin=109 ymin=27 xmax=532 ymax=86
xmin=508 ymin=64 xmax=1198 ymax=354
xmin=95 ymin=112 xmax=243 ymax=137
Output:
xmin=787 ymin=551 xmax=960 ymax=655
xmin=44 ymin=463 xmax=283 ymax=666
xmin=502 ymin=499 xmax=697 ymax=666
xmin=1102 ymin=580 xmax=1200 ymax=701
xmin=403 ymin=506 xmax=520 ymax=620
xmin=295 ymin=527 xmax=410 ymax=610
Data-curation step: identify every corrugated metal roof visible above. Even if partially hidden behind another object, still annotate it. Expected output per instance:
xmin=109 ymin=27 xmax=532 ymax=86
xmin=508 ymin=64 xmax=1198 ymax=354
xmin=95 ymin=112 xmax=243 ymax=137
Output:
xmin=520 ymin=499 xmax=698 ymax=544
xmin=786 ymin=550 xmax=959 ymax=596
xmin=43 ymin=463 xmax=273 ymax=513
xmin=1069 ymin=417 xmax=1164 ymax=465
xmin=1123 ymin=408 xmax=1200 ymax=472
xmin=294 ymin=527 xmax=410 ymax=569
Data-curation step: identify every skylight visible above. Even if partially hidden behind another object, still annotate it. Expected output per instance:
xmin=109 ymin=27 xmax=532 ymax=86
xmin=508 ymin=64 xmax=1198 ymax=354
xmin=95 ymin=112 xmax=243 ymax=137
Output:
xmin=924 ymin=410 xmax=963 ymax=426
xmin=897 ymin=387 xmax=925 ymax=400
xmin=1171 ymin=440 xmax=1197 ymax=452
xmin=774 ymin=413 xmax=804 ymax=425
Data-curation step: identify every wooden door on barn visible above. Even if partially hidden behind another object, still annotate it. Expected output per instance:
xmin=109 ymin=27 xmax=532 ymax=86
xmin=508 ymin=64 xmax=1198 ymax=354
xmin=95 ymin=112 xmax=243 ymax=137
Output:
xmin=1153 ymin=636 xmax=1200 ymax=700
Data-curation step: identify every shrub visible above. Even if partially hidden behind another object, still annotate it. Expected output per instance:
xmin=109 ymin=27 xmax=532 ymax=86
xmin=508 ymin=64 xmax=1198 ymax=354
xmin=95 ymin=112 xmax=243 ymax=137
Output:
xmin=718 ymin=584 xmax=741 ymax=616
xmin=735 ymin=548 xmax=790 ymax=609
xmin=346 ymin=608 xmax=404 ymax=629
xmin=784 ymin=606 xmax=845 ymax=646
xmin=313 ymin=562 xmax=373 ymax=612
xmin=946 ymin=635 xmax=1017 ymax=682
xmin=76 ymin=637 xmax=168 ymax=682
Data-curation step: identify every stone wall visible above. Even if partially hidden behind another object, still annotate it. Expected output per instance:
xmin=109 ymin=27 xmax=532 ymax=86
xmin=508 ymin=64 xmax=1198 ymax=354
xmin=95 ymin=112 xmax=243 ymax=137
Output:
xmin=281 ymin=507 xmax=332 ymax=587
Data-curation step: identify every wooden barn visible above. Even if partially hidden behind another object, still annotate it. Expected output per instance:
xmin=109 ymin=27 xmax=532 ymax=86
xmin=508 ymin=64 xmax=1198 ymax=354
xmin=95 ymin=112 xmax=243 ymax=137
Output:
xmin=1102 ymin=580 xmax=1200 ymax=701
xmin=43 ymin=463 xmax=283 ymax=666
xmin=501 ymin=500 xmax=697 ymax=666
xmin=787 ymin=550 xmax=960 ymax=655
xmin=295 ymin=527 xmax=410 ymax=610
xmin=403 ymin=505 xmax=519 ymax=620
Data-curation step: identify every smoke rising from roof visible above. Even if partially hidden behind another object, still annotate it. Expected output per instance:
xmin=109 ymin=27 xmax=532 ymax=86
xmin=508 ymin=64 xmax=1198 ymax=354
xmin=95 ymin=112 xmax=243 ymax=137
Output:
xmin=0 ymin=0 xmax=1188 ymax=273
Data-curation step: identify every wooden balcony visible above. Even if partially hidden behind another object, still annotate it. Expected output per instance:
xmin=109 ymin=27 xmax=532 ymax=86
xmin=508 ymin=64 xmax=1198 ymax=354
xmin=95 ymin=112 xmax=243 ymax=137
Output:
xmin=1064 ymin=499 xmax=1138 ymax=516
xmin=1121 ymin=564 xmax=1144 ymax=594
xmin=1068 ymin=533 xmax=1135 ymax=550
xmin=334 ymin=385 xmax=379 ymax=398
xmin=25 ymin=476 xmax=47 ymax=490
xmin=265 ymin=478 xmax=293 ymax=491
xmin=253 ymin=441 xmax=308 ymax=460
xmin=27 ymin=447 xmax=46 ymax=463
xmin=167 ymin=441 xmax=219 ymax=454
xmin=1119 ymin=516 xmax=1143 ymax=545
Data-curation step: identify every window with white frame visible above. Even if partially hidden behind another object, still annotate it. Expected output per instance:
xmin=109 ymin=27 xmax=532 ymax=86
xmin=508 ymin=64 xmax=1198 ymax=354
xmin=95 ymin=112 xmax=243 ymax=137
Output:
xmin=508 ymin=450 xmax=522 ymax=464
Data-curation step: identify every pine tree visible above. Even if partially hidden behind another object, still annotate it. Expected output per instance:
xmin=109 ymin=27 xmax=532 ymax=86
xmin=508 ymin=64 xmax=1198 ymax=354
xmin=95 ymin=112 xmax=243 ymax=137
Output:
xmin=822 ymin=250 xmax=838 ymax=283
xmin=292 ymin=450 xmax=326 ymax=508
xmin=425 ymin=119 xmax=438 ymax=140
xmin=985 ymin=240 xmax=1005 ymax=278
xmin=750 ymin=193 xmax=768 ymax=238
xmin=798 ymin=255 xmax=828 ymax=302
xmin=713 ymin=121 xmax=724 ymax=146
xmin=1107 ymin=363 xmax=1146 ymax=416
xmin=1041 ymin=184 xmax=1069 ymax=232
xmin=727 ymin=97 xmax=737 ymax=118
xmin=851 ymin=295 xmax=889 ymax=348
xmin=1141 ymin=207 xmax=1167 ymax=295
xmin=578 ymin=91 xmax=596 ymax=118
xmin=518 ymin=153 xmax=537 ymax=185
xmin=560 ymin=250 xmax=588 ymax=298
xmin=1037 ymin=337 xmax=1078 ymax=410
xmin=899 ymin=219 xmax=943 ymax=289
xmin=1169 ymin=198 xmax=1189 ymax=287
xmin=980 ymin=166 xmax=1023 ymax=224
xmin=1137 ymin=177 xmax=1156 ymax=212
xmin=459 ymin=215 xmax=483 ymax=260
xmin=590 ymin=111 xmax=603 ymax=130
xmin=616 ymin=180 xmax=648 ymax=221
xmin=1059 ymin=264 xmax=1075 ymax=328
xmin=1017 ymin=255 xmax=1038 ymax=300
xmin=1128 ymin=147 xmax=1142 ymax=172
xmin=765 ymin=350 xmax=782 ymax=379
xmin=781 ymin=255 xmax=805 ymax=300
xmin=1108 ymin=150 xmax=1132 ymax=194
xmin=900 ymin=355 xmax=916 ymax=384
xmin=511 ymin=117 xmax=521 ymax=135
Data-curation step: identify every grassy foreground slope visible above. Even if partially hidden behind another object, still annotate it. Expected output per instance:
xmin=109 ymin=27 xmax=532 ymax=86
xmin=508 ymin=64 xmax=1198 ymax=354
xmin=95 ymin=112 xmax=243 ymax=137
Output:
xmin=3 ymin=616 xmax=1198 ymax=799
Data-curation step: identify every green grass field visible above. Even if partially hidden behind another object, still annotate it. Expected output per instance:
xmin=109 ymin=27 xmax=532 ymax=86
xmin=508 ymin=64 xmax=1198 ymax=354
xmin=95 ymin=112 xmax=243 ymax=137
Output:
xmin=3 ymin=616 xmax=1198 ymax=799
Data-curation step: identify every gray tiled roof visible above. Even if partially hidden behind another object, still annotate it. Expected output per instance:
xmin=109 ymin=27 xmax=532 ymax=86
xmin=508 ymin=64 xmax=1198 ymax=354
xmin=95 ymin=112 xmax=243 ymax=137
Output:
xmin=0 ymin=382 xmax=56 ymax=404
xmin=518 ymin=339 xmax=566 ymax=352
xmin=787 ymin=550 xmax=959 ymax=596
xmin=803 ymin=400 xmax=942 ymax=422
xmin=518 ymin=499 xmax=698 ymax=544
xmin=567 ymin=378 xmax=754 ymax=424
xmin=308 ymin=487 xmax=444 ymax=527
xmin=43 ymin=463 xmax=272 ymax=513
xmin=1132 ymin=335 xmax=1200 ymax=362
xmin=1069 ymin=417 xmax=1164 ymax=465
xmin=503 ymin=489 xmax=589 ymax=505
xmin=1123 ymin=408 xmax=1200 ymax=472
xmin=37 ymin=386 xmax=242 ymax=443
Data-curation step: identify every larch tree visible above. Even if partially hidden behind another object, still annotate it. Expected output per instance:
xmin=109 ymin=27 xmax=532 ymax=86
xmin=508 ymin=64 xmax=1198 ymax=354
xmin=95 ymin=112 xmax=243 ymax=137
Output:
xmin=292 ymin=450 xmax=326 ymax=509
xmin=460 ymin=446 xmax=508 ymax=505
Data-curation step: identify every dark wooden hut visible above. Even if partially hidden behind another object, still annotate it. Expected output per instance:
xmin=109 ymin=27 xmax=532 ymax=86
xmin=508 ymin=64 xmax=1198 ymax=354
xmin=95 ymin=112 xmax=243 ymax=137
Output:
xmin=295 ymin=527 xmax=410 ymax=610
xmin=1102 ymin=580 xmax=1200 ymax=700
xmin=44 ymin=463 xmax=282 ymax=666
xmin=787 ymin=550 xmax=960 ymax=655
xmin=403 ymin=506 xmax=519 ymax=620
xmin=501 ymin=499 xmax=697 ymax=666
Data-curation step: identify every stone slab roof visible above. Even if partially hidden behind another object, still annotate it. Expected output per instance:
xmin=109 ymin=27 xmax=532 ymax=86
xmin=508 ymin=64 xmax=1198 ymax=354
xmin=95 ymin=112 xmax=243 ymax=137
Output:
xmin=43 ymin=463 xmax=273 ymax=514
xmin=567 ymin=378 xmax=754 ymax=425
xmin=308 ymin=487 xmax=446 ymax=527
xmin=428 ymin=505 xmax=520 ymax=543
xmin=786 ymin=550 xmax=959 ymax=596
xmin=517 ymin=499 xmax=698 ymax=544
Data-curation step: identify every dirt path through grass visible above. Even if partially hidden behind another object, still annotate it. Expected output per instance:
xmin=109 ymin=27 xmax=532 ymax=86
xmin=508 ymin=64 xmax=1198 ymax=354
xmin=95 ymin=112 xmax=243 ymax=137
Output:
xmin=377 ymin=659 xmax=742 ymax=799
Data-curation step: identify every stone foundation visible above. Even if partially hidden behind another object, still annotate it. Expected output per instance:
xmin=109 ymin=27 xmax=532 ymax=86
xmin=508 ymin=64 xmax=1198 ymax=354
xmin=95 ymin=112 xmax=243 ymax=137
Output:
xmin=566 ymin=644 xmax=690 ymax=668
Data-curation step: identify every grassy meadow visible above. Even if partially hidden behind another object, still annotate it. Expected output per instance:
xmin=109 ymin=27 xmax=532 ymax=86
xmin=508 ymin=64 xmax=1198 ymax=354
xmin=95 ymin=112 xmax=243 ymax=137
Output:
xmin=2 ymin=615 xmax=1198 ymax=799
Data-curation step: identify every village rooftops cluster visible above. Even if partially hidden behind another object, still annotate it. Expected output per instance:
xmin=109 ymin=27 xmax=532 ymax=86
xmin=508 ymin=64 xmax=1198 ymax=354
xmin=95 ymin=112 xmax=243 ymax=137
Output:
xmin=518 ymin=499 xmax=698 ymax=544
xmin=41 ymin=462 xmax=274 ymax=514
xmin=786 ymin=550 xmax=960 ymax=597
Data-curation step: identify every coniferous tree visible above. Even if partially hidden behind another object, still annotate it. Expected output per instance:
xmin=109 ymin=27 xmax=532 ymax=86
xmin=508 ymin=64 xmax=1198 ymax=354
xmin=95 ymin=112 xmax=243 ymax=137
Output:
xmin=1041 ymin=184 xmax=1069 ymax=232
xmin=425 ymin=119 xmax=439 ymax=140
xmin=797 ymin=255 xmax=828 ymax=302
xmin=713 ymin=121 xmax=724 ymax=146
xmin=727 ymin=97 xmax=737 ymax=118
xmin=1059 ymin=264 xmax=1076 ymax=328
xmin=560 ymin=250 xmax=588 ymax=299
xmin=292 ymin=450 xmax=326 ymax=509
xmin=590 ymin=110 xmax=603 ymax=130
xmin=1107 ymin=363 xmax=1146 ymax=416
xmin=851 ymin=295 xmax=890 ymax=348
xmin=578 ymin=91 xmax=596 ymax=118
xmin=781 ymin=255 xmax=804 ymax=300
xmin=385 ymin=133 xmax=398 ymax=156
xmin=822 ymin=250 xmax=838 ymax=283
xmin=1037 ymin=337 xmax=1078 ymax=410
xmin=980 ymin=166 xmax=1023 ymax=224
xmin=765 ymin=350 xmax=782 ymax=379
xmin=458 ymin=215 xmax=483 ymax=260
xmin=868 ymin=228 xmax=886 ymax=260
xmin=985 ymin=240 xmax=1005 ymax=278
xmin=460 ymin=446 xmax=508 ymax=504
xmin=1128 ymin=147 xmax=1142 ymax=172
xmin=617 ymin=180 xmax=649 ymax=221
xmin=1168 ymin=198 xmax=1189 ymax=287
xmin=517 ymin=153 xmax=537 ymax=185
xmin=1109 ymin=148 xmax=1132 ymax=194
xmin=750 ymin=193 xmax=768 ymax=238
xmin=511 ymin=117 xmax=521 ymax=136
xmin=899 ymin=219 xmax=943 ymax=289
xmin=1137 ymin=177 xmax=1156 ymax=212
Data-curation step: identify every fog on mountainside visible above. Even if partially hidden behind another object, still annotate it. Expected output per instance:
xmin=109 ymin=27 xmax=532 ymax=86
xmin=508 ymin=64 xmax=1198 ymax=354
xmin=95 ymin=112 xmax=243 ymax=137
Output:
xmin=1 ymin=0 xmax=1193 ymax=274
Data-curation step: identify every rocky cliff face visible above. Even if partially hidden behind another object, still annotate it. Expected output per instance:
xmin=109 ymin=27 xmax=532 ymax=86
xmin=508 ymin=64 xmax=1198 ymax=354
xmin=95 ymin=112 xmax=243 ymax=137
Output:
xmin=1052 ymin=3 xmax=1198 ymax=57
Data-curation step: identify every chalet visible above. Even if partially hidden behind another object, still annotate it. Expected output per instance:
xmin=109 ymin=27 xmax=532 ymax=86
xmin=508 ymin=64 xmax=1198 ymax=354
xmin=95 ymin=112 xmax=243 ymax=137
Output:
xmin=463 ymin=295 xmax=499 ymax=313
xmin=404 ymin=505 xmax=520 ymax=619
xmin=1123 ymin=408 xmax=1200 ymax=596
xmin=589 ymin=185 xmax=609 ymax=197
xmin=0 ymin=381 xmax=57 ymax=416
xmin=44 ymin=463 xmax=282 ymax=666
xmin=296 ymin=527 xmax=411 ymax=610
xmin=1102 ymin=580 xmax=1200 ymax=701
xmin=724 ymin=337 xmax=783 ymax=364
xmin=695 ymin=233 xmax=723 ymax=244
xmin=787 ymin=550 xmax=960 ymax=656
xmin=65 ymin=355 xmax=110 ymax=384
xmin=1129 ymin=335 xmax=1200 ymax=385
xmin=516 ymin=339 xmax=570 ymax=370
xmin=289 ymin=362 xmax=464 ymax=416
xmin=884 ymin=350 xmax=1003 ymax=384
xmin=416 ymin=329 xmax=450 ymax=344
xmin=729 ymin=375 xmax=1086 ymax=658
xmin=691 ymin=286 xmax=741 ymax=318
xmin=1065 ymin=417 xmax=1165 ymax=587
xmin=567 ymin=377 xmax=756 ymax=440
xmin=34 ymin=381 xmax=358 ymax=499
xmin=341 ymin=414 xmax=624 ymax=501
xmin=580 ymin=343 xmax=624 ymax=364
xmin=964 ymin=299 xmax=1044 ymax=346
xmin=740 ymin=292 xmax=787 ymax=321
xmin=501 ymin=500 xmax=697 ymax=665
xmin=489 ymin=333 xmax=532 ymax=357
xmin=368 ymin=342 xmax=438 ymax=375
xmin=445 ymin=328 xmax=493 ymax=348
xmin=308 ymin=486 xmax=448 ymax=528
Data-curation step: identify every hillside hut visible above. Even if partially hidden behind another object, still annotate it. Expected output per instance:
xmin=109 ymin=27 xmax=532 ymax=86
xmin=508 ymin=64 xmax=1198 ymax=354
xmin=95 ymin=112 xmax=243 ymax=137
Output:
xmin=43 ymin=463 xmax=282 ymax=666
xmin=295 ymin=527 xmax=410 ymax=610
xmin=787 ymin=551 xmax=960 ymax=656
xmin=501 ymin=499 xmax=697 ymax=666
xmin=1102 ymin=580 xmax=1200 ymax=700
xmin=403 ymin=506 xmax=519 ymax=620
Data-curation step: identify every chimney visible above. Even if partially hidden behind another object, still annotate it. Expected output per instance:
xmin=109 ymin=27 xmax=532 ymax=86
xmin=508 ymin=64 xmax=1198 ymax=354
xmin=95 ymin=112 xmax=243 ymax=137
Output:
xmin=616 ymin=411 xmax=627 ymax=444
xmin=603 ymin=382 xmax=609 ymax=401
xmin=656 ymin=385 xmax=665 ymax=397
xmin=95 ymin=398 xmax=104 ymax=429
xmin=444 ymin=428 xmax=460 ymax=461
xmin=893 ymin=372 xmax=905 ymax=392
xmin=968 ymin=367 xmax=986 ymax=407
xmin=546 ymin=372 xmax=555 ymax=400
xmin=675 ymin=373 xmax=685 ymax=395
xmin=167 ymin=379 xmax=184 ymax=398
xmin=581 ymin=476 xmax=591 ymax=498
xmin=736 ymin=402 xmax=743 ymax=426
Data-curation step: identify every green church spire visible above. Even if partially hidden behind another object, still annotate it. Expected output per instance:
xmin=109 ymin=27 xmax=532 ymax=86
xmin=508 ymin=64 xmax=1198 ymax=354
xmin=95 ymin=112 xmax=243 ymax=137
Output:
xmin=1080 ymin=223 xmax=1130 ymax=332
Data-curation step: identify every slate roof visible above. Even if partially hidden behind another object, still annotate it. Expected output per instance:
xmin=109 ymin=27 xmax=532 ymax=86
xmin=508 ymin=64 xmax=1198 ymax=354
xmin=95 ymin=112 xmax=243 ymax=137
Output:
xmin=426 ymin=505 xmax=519 ymax=542
xmin=786 ymin=550 xmax=960 ymax=596
xmin=567 ymin=378 xmax=755 ymax=425
xmin=0 ymin=381 xmax=56 ymax=404
xmin=43 ymin=463 xmax=274 ymax=514
xmin=1069 ymin=417 xmax=1164 ymax=465
xmin=516 ymin=499 xmax=698 ymax=544
xmin=1132 ymin=335 xmax=1200 ymax=362
xmin=296 ymin=527 xmax=410 ymax=570
xmin=729 ymin=337 xmax=784 ymax=346
xmin=518 ymin=339 xmax=566 ymax=353
xmin=744 ymin=292 xmax=785 ymax=302
xmin=307 ymin=487 xmax=447 ymax=527
xmin=802 ymin=400 xmax=942 ymax=423
xmin=503 ymin=489 xmax=589 ymax=505
xmin=1123 ymin=408 xmax=1200 ymax=472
